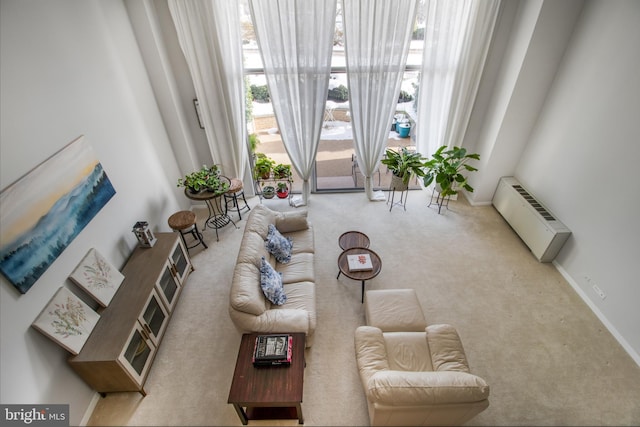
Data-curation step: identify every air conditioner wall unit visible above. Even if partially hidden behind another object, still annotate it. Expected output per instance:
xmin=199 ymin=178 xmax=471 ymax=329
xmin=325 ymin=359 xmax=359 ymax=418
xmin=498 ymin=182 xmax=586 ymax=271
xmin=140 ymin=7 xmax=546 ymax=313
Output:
xmin=492 ymin=177 xmax=571 ymax=262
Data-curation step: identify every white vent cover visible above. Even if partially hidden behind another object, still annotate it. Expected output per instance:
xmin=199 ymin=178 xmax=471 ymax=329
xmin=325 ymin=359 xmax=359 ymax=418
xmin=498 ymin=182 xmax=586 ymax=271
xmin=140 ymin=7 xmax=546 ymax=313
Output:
xmin=492 ymin=177 xmax=571 ymax=262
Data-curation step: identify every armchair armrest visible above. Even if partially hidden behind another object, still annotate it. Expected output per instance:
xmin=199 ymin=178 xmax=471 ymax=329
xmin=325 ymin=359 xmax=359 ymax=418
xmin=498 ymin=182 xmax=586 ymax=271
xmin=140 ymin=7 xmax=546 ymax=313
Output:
xmin=426 ymin=324 xmax=470 ymax=373
xmin=367 ymin=370 xmax=490 ymax=406
xmin=355 ymin=326 xmax=390 ymax=382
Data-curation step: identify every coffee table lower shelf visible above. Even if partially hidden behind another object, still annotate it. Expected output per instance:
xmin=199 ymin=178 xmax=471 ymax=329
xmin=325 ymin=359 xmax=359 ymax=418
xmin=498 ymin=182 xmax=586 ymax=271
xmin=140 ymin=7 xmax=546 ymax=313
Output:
xmin=232 ymin=404 xmax=303 ymax=424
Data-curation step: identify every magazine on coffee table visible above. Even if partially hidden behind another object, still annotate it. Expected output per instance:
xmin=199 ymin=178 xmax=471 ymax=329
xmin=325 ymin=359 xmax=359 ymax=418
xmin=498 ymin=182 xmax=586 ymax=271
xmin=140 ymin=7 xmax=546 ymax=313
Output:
xmin=253 ymin=334 xmax=292 ymax=366
xmin=347 ymin=253 xmax=373 ymax=272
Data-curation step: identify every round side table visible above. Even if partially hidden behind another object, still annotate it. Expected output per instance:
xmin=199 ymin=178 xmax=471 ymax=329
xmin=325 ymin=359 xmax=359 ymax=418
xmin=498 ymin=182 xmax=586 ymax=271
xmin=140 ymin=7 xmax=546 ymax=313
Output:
xmin=338 ymin=231 xmax=370 ymax=250
xmin=337 ymin=247 xmax=382 ymax=303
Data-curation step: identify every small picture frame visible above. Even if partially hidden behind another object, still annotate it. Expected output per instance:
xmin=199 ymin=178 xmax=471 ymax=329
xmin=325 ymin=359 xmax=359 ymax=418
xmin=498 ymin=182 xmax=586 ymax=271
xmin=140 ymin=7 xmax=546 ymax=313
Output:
xmin=69 ymin=248 xmax=124 ymax=307
xmin=32 ymin=287 xmax=100 ymax=355
xmin=193 ymin=99 xmax=205 ymax=129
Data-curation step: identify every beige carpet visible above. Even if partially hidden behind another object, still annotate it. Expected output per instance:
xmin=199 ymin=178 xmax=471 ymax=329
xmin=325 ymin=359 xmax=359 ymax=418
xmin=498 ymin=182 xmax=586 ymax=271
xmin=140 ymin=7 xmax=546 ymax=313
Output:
xmin=87 ymin=192 xmax=640 ymax=426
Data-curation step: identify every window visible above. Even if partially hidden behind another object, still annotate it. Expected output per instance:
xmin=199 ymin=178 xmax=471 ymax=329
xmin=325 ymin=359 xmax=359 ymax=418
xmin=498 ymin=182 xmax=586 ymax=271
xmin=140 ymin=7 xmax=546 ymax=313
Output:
xmin=240 ymin=1 xmax=426 ymax=192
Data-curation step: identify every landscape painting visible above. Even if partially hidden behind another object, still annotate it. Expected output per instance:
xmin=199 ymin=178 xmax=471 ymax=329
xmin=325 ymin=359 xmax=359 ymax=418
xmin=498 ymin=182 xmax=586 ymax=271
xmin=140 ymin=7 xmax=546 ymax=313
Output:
xmin=0 ymin=136 xmax=116 ymax=294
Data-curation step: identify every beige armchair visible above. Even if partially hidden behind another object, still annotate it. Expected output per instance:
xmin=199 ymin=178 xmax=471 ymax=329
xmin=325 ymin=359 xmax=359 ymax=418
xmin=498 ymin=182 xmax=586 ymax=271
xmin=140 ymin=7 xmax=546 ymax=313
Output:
xmin=355 ymin=324 xmax=490 ymax=426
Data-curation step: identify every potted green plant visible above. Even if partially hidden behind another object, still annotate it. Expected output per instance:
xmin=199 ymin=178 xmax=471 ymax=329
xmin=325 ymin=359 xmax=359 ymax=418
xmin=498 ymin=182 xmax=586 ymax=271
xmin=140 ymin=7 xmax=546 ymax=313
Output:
xmin=380 ymin=147 xmax=426 ymax=191
xmin=248 ymin=133 xmax=259 ymax=154
xmin=423 ymin=145 xmax=480 ymax=211
xmin=253 ymin=153 xmax=275 ymax=180
xmin=273 ymin=163 xmax=291 ymax=179
xmin=177 ymin=165 xmax=228 ymax=195
xmin=276 ymin=182 xmax=289 ymax=199
xmin=262 ymin=185 xmax=276 ymax=199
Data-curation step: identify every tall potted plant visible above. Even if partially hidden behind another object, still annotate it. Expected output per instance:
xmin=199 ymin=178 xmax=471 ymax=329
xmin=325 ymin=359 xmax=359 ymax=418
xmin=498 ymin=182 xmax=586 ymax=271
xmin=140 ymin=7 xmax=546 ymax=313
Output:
xmin=380 ymin=147 xmax=426 ymax=191
xmin=423 ymin=146 xmax=480 ymax=212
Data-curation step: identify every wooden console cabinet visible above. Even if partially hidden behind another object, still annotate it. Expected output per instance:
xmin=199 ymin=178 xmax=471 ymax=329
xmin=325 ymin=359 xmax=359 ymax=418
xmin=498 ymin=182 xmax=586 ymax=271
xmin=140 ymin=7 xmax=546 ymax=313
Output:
xmin=68 ymin=233 xmax=192 ymax=396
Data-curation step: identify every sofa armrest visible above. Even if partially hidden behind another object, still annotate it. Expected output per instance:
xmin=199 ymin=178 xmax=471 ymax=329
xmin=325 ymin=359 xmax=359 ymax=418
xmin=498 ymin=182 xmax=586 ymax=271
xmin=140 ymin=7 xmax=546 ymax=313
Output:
xmin=355 ymin=326 xmax=390 ymax=382
xmin=230 ymin=308 xmax=310 ymax=334
xmin=367 ymin=370 xmax=489 ymax=406
xmin=426 ymin=324 xmax=470 ymax=373
xmin=259 ymin=308 xmax=311 ymax=332
xmin=276 ymin=209 xmax=310 ymax=233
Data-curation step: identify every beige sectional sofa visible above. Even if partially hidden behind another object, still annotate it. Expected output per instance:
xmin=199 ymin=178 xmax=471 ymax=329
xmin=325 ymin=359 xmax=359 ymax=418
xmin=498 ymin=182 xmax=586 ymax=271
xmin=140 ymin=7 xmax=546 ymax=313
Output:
xmin=229 ymin=204 xmax=316 ymax=347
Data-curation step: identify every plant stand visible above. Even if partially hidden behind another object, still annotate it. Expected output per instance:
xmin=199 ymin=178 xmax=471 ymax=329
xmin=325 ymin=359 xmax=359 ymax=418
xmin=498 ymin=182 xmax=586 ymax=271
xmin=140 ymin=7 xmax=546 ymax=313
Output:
xmin=387 ymin=174 xmax=409 ymax=212
xmin=427 ymin=185 xmax=451 ymax=214
xmin=255 ymin=175 xmax=294 ymax=207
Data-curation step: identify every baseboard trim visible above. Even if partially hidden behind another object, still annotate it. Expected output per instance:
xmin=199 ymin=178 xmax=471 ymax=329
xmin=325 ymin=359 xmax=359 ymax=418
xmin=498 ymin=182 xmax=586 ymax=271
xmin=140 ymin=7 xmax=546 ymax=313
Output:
xmin=79 ymin=392 xmax=101 ymax=426
xmin=553 ymin=261 xmax=640 ymax=368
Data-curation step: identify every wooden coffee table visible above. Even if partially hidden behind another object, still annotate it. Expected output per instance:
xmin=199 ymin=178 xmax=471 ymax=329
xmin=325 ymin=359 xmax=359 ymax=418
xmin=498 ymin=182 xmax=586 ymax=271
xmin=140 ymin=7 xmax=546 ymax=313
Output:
xmin=338 ymin=230 xmax=370 ymax=250
xmin=337 ymin=247 xmax=382 ymax=303
xmin=228 ymin=332 xmax=306 ymax=425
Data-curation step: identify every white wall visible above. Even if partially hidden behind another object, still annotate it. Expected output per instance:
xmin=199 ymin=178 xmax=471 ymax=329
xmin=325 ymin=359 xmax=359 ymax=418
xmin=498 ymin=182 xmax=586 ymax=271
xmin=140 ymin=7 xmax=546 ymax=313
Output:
xmin=515 ymin=0 xmax=640 ymax=360
xmin=0 ymin=0 xmax=187 ymax=424
xmin=468 ymin=0 xmax=639 ymax=362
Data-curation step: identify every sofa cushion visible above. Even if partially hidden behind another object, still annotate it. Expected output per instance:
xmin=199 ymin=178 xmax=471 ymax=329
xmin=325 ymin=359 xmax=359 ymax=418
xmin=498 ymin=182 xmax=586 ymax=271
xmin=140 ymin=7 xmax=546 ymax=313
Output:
xmin=277 ymin=252 xmax=315 ymax=284
xmin=283 ymin=227 xmax=314 ymax=254
xmin=274 ymin=281 xmax=317 ymax=332
xmin=237 ymin=230 xmax=271 ymax=265
xmin=245 ymin=204 xmax=277 ymax=239
xmin=275 ymin=210 xmax=309 ymax=233
xmin=265 ymin=224 xmax=293 ymax=263
xmin=260 ymin=257 xmax=287 ymax=305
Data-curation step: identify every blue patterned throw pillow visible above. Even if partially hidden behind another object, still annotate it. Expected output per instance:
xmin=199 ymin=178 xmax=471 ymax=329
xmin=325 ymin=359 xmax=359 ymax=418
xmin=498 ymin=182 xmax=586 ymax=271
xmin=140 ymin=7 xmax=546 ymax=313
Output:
xmin=265 ymin=224 xmax=293 ymax=264
xmin=260 ymin=257 xmax=287 ymax=305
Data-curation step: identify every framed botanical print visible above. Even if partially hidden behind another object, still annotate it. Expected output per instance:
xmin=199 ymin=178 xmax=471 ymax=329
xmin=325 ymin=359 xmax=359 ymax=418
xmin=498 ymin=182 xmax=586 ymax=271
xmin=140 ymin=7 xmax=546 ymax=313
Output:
xmin=69 ymin=248 xmax=124 ymax=307
xmin=32 ymin=287 xmax=100 ymax=355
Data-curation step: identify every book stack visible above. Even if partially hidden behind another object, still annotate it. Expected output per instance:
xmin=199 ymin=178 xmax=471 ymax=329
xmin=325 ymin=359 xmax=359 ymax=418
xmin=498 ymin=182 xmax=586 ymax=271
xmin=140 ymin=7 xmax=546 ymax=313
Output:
xmin=252 ymin=334 xmax=293 ymax=366
xmin=347 ymin=253 xmax=373 ymax=272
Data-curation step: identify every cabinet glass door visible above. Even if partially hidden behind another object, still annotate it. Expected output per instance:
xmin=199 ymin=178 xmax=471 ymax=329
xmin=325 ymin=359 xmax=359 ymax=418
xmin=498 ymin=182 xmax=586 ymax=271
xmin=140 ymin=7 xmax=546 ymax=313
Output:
xmin=171 ymin=239 xmax=191 ymax=284
xmin=156 ymin=261 xmax=180 ymax=312
xmin=139 ymin=290 xmax=169 ymax=346
xmin=120 ymin=324 xmax=156 ymax=384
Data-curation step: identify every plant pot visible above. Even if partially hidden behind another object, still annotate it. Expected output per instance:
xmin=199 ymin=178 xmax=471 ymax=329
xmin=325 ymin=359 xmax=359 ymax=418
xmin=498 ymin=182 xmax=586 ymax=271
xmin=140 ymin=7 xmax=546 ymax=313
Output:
xmin=397 ymin=123 xmax=411 ymax=138
xmin=390 ymin=174 xmax=409 ymax=191
xmin=276 ymin=190 xmax=289 ymax=199
xmin=262 ymin=186 xmax=275 ymax=199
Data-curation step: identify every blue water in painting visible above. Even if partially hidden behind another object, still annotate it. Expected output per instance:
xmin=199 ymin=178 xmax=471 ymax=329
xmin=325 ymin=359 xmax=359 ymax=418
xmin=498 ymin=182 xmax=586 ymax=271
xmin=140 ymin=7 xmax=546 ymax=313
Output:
xmin=0 ymin=164 xmax=116 ymax=294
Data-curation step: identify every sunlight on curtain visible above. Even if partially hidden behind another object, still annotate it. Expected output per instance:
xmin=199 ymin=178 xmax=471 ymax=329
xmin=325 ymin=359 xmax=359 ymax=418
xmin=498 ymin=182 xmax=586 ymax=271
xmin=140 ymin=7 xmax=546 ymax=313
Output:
xmin=168 ymin=0 xmax=248 ymax=182
xmin=249 ymin=0 xmax=337 ymax=205
xmin=342 ymin=0 xmax=418 ymax=200
xmin=416 ymin=0 xmax=500 ymax=158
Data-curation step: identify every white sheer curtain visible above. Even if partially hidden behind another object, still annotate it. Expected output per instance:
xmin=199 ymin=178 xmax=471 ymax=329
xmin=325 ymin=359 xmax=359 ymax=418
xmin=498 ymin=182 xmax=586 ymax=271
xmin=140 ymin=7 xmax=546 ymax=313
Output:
xmin=342 ymin=0 xmax=418 ymax=200
xmin=416 ymin=0 xmax=500 ymax=158
xmin=249 ymin=0 xmax=337 ymax=205
xmin=168 ymin=0 xmax=248 ymax=183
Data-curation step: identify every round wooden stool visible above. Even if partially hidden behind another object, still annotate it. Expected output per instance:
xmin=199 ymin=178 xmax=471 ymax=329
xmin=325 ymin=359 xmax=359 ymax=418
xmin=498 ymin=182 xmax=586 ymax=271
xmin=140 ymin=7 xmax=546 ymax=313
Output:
xmin=224 ymin=178 xmax=250 ymax=220
xmin=168 ymin=210 xmax=207 ymax=252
